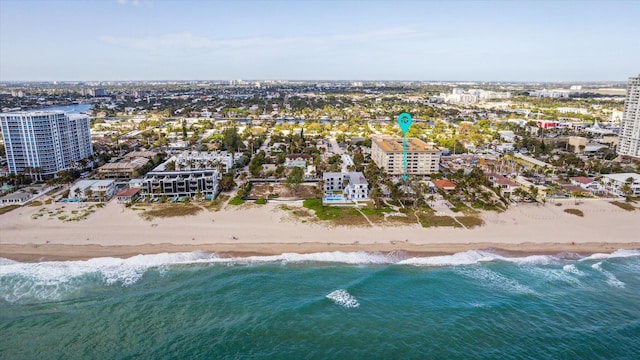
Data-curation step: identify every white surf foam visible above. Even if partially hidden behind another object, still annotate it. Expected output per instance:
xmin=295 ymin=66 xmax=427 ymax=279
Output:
xmin=214 ymin=251 xmax=393 ymax=265
xmin=563 ymin=264 xmax=585 ymax=276
xmin=0 ymin=257 xmax=18 ymax=266
xmin=326 ymin=289 xmax=360 ymax=308
xmin=592 ymin=262 xmax=625 ymax=288
xmin=398 ymin=250 xmax=498 ymax=266
xmin=580 ymin=249 xmax=640 ymax=262
xmin=399 ymin=250 xmax=558 ymax=267
xmin=522 ymin=266 xmax=582 ymax=286
xmin=456 ymin=266 xmax=536 ymax=295
xmin=0 ymin=251 xmax=219 ymax=303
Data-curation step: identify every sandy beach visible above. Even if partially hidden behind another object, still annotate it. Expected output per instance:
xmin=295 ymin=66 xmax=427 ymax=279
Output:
xmin=1 ymin=198 xmax=638 ymax=262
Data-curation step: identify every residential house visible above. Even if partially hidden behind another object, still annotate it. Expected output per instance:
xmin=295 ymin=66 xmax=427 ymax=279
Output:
xmin=285 ymin=154 xmax=313 ymax=168
xmin=69 ymin=179 xmax=117 ymax=201
xmin=486 ymin=173 xmax=521 ymax=197
xmin=115 ymin=188 xmax=140 ymax=203
xmin=432 ymin=179 xmax=456 ymax=191
xmin=570 ymin=177 xmax=604 ymax=193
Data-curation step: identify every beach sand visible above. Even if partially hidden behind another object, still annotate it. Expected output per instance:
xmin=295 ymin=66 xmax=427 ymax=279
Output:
xmin=1 ymin=198 xmax=638 ymax=262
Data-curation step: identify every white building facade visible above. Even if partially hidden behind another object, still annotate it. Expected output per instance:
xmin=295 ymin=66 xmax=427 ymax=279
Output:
xmin=323 ymin=171 xmax=369 ymax=201
xmin=618 ymin=75 xmax=640 ymax=159
xmin=0 ymin=111 xmax=93 ymax=178
xmin=69 ymin=179 xmax=117 ymax=201
xmin=600 ymin=173 xmax=640 ymax=197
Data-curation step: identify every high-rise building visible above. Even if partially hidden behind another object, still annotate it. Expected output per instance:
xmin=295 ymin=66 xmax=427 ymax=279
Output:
xmin=371 ymin=137 xmax=441 ymax=176
xmin=618 ymin=75 xmax=640 ymax=159
xmin=0 ymin=110 xmax=93 ymax=178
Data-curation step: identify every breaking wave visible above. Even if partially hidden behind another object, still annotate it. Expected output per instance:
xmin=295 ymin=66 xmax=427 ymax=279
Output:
xmin=2 ymin=248 xmax=637 ymax=303
xmin=592 ymin=262 xmax=626 ymax=288
xmin=455 ymin=266 xmax=536 ymax=295
xmin=398 ymin=250 xmax=558 ymax=267
xmin=326 ymin=289 xmax=360 ymax=308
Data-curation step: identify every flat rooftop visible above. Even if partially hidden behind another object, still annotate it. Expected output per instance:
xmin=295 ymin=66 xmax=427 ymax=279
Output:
xmin=373 ymin=137 xmax=437 ymax=153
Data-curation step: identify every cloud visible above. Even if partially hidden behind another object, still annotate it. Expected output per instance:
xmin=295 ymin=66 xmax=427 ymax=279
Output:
xmin=98 ymin=27 xmax=424 ymax=54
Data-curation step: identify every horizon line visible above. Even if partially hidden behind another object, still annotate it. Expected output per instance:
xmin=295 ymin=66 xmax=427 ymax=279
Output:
xmin=0 ymin=79 xmax=631 ymax=84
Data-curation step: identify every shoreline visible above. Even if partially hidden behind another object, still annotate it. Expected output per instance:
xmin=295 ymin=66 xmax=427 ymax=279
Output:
xmin=2 ymin=242 xmax=638 ymax=263
xmin=1 ymin=198 xmax=638 ymax=263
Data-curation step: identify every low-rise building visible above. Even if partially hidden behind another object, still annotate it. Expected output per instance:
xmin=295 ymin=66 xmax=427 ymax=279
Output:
xmin=323 ymin=171 xmax=369 ymax=203
xmin=510 ymin=153 xmax=555 ymax=171
xmin=601 ymin=173 xmax=640 ymax=197
xmin=168 ymin=151 xmax=235 ymax=173
xmin=141 ymin=169 xmax=219 ymax=199
xmin=570 ymin=177 xmax=604 ymax=193
xmin=432 ymin=179 xmax=456 ymax=191
xmin=568 ymin=136 xmax=587 ymax=154
xmin=486 ymin=173 xmax=521 ymax=197
xmin=97 ymin=157 xmax=150 ymax=179
xmin=285 ymin=154 xmax=313 ymax=168
xmin=115 ymin=188 xmax=141 ymax=203
xmin=0 ymin=191 xmax=32 ymax=205
xmin=69 ymin=179 xmax=117 ymax=201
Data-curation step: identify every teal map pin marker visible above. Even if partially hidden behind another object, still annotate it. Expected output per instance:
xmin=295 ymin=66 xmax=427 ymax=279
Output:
xmin=397 ymin=113 xmax=413 ymax=182
xmin=397 ymin=112 xmax=412 ymax=134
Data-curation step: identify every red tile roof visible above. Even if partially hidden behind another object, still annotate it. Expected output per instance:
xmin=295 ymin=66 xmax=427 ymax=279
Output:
xmin=116 ymin=188 xmax=140 ymax=197
xmin=433 ymin=179 xmax=456 ymax=190
xmin=570 ymin=177 xmax=595 ymax=185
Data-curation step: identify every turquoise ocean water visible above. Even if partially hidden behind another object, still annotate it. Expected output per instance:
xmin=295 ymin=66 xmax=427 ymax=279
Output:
xmin=1 ymin=249 xmax=639 ymax=359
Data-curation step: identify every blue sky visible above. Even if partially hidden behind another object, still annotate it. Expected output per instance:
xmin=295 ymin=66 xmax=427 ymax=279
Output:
xmin=1 ymin=0 xmax=638 ymax=81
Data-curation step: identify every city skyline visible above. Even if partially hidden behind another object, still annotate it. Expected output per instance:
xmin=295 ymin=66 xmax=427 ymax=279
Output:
xmin=1 ymin=0 xmax=639 ymax=82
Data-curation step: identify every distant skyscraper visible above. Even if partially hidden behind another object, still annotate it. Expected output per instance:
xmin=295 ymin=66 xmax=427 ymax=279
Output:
xmin=0 ymin=111 xmax=93 ymax=178
xmin=618 ymin=75 xmax=640 ymax=159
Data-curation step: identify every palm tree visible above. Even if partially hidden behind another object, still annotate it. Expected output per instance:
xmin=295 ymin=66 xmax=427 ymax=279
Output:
xmin=512 ymin=187 xmax=526 ymax=202
xmin=529 ymin=185 xmax=539 ymax=202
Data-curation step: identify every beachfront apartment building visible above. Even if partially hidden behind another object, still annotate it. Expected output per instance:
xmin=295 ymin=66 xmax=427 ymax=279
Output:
xmin=130 ymin=152 xmax=230 ymax=199
xmin=371 ymin=137 xmax=440 ymax=176
xmin=0 ymin=110 xmax=93 ymax=179
xmin=617 ymin=75 xmax=640 ymax=159
xmin=141 ymin=169 xmax=219 ymax=199
xmin=600 ymin=173 xmax=640 ymax=197
xmin=171 ymin=151 xmax=236 ymax=173
xmin=323 ymin=171 xmax=369 ymax=201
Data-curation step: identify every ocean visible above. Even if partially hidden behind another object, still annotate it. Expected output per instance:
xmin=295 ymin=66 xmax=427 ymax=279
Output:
xmin=1 ymin=249 xmax=639 ymax=359
xmin=36 ymin=104 xmax=93 ymax=114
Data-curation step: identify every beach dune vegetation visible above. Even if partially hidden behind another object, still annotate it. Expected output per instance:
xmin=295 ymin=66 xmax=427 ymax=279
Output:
xmin=0 ymin=205 xmax=21 ymax=215
xmin=141 ymin=204 xmax=202 ymax=220
xmin=564 ymin=208 xmax=584 ymax=217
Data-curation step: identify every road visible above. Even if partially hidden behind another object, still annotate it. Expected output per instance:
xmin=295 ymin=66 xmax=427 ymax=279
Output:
xmin=328 ymin=137 xmax=344 ymax=155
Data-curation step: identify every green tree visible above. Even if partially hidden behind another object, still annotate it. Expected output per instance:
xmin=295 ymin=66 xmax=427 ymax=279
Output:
xmin=222 ymin=127 xmax=242 ymax=153
xmin=286 ymin=166 xmax=304 ymax=194
xmin=219 ymin=173 xmax=236 ymax=192
xmin=165 ymin=160 xmax=176 ymax=171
